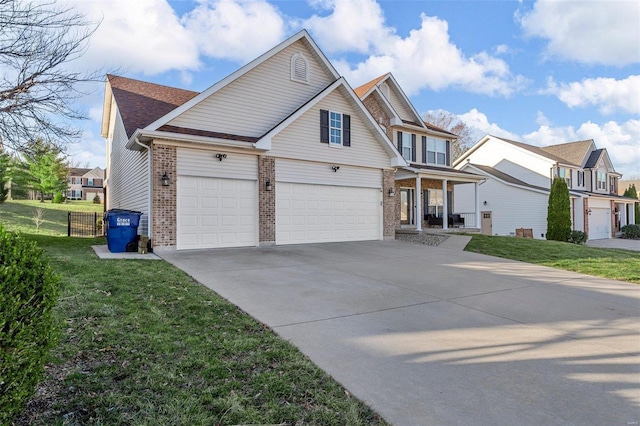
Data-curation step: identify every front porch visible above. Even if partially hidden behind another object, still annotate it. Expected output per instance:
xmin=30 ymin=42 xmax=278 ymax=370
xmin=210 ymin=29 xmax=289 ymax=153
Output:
xmin=395 ymin=165 xmax=485 ymax=233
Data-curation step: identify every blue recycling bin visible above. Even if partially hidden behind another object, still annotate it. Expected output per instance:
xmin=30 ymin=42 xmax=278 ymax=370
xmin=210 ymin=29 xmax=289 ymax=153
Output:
xmin=105 ymin=209 xmax=142 ymax=253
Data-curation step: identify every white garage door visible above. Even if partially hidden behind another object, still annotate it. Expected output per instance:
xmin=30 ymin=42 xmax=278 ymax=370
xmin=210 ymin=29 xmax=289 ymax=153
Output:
xmin=589 ymin=208 xmax=610 ymax=240
xmin=177 ymin=176 xmax=256 ymax=250
xmin=276 ymin=182 xmax=381 ymax=245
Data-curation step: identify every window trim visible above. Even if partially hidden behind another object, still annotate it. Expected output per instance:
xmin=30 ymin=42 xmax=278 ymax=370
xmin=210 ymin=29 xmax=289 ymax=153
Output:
xmin=320 ymin=110 xmax=350 ymax=147
xmin=329 ymin=111 xmax=342 ymax=147
xmin=427 ymin=137 xmax=447 ymax=166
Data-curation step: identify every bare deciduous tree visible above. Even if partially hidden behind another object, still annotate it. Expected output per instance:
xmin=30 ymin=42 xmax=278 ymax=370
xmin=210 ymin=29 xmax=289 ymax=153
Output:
xmin=0 ymin=0 xmax=100 ymax=153
xmin=424 ymin=110 xmax=477 ymax=162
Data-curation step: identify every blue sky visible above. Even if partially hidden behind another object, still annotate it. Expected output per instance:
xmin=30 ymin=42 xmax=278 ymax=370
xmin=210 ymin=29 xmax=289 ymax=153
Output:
xmin=66 ymin=0 xmax=639 ymax=178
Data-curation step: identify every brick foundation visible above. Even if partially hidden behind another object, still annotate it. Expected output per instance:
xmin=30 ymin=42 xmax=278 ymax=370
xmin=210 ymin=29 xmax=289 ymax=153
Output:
xmin=151 ymin=144 xmax=177 ymax=247
xmin=383 ymin=169 xmax=397 ymax=238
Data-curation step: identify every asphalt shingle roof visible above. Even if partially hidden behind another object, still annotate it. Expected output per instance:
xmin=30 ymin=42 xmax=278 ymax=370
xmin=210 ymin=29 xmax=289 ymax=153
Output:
xmin=491 ymin=136 xmax=578 ymax=165
xmin=584 ymin=149 xmax=604 ymax=168
xmin=107 ymin=74 xmax=199 ymax=139
xmin=353 ymin=74 xmax=388 ymax=98
xmin=540 ymin=140 xmax=593 ymax=166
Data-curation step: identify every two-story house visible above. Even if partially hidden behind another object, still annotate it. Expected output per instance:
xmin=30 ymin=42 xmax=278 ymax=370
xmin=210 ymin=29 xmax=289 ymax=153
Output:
xmin=67 ymin=167 xmax=105 ymax=202
xmin=354 ymin=73 xmax=485 ymax=231
xmin=453 ymin=136 xmax=636 ymax=240
xmin=102 ymin=30 xmax=406 ymax=251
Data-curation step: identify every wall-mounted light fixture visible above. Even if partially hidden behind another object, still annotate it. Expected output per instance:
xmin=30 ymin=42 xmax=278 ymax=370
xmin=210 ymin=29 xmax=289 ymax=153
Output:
xmin=388 ymin=188 xmax=395 ymax=197
xmin=215 ymin=153 xmax=227 ymax=161
xmin=266 ymin=180 xmax=272 ymax=191
xmin=483 ymin=200 xmax=487 ymax=205
xmin=161 ymin=172 xmax=170 ymax=187
xmin=331 ymin=165 xmax=340 ymax=172
xmin=586 ymin=208 xmax=592 ymax=215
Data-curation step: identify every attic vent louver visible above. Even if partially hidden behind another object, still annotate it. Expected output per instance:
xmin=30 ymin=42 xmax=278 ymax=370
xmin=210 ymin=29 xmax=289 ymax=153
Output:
xmin=291 ymin=52 xmax=309 ymax=84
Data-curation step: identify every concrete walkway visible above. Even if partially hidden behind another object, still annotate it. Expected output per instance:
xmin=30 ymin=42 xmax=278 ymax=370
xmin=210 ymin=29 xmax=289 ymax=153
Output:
xmin=587 ymin=238 xmax=640 ymax=252
xmin=158 ymin=240 xmax=640 ymax=425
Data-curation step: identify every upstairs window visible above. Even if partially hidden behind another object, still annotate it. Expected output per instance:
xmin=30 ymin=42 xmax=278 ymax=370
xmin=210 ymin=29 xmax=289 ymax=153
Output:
xmin=427 ymin=137 xmax=447 ymax=166
xmin=87 ymin=178 xmax=94 ymax=186
xmin=609 ymin=176 xmax=617 ymax=193
xmin=320 ymin=110 xmax=351 ymax=147
xmin=402 ymin=132 xmax=412 ymax=161
xmin=557 ymin=167 xmax=572 ymax=188
xmin=597 ymin=171 xmax=606 ymax=190
xmin=577 ymin=171 xmax=584 ymax=187
xmin=290 ymin=53 xmax=309 ymax=84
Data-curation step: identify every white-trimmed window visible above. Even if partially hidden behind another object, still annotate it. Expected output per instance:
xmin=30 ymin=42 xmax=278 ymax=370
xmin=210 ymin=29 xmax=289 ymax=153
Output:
xmin=320 ymin=110 xmax=351 ymax=147
xmin=290 ymin=52 xmax=309 ymax=84
xmin=427 ymin=137 xmax=447 ymax=165
xmin=577 ymin=170 xmax=584 ymax=187
xmin=329 ymin=112 xmax=342 ymax=146
xmin=402 ymin=132 xmax=412 ymax=161
xmin=557 ymin=167 xmax=572 ymax=188
xmin=597 ymin=171 xmax=606 ymax=190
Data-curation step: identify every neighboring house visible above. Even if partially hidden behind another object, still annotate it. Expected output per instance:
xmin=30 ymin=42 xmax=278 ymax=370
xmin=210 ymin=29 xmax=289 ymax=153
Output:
xmin=101 ymin=30 xmax=406 ymax=251
xmin=454 ymin=136 xmax=637 ymax=240
xmin=619 ymin=180 xmax=640 ymax=199
xmin=68 ymin=167 xmax=104 ymax=202
xmin=354 ymin=73 xmax=485 ymax=231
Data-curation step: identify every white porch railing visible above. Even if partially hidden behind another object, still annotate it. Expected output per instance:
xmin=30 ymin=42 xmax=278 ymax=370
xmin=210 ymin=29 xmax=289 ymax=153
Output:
xmin=455 ymin=212 xmax=477 ymax=228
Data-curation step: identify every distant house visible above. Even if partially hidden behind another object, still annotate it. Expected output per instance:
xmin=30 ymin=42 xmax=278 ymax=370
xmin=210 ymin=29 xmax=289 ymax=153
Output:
xmin=68 ymin=167 xmax=104 ymax=202
xmin=454 ymin=136 xmax=637 ymax=240
xmin=619 ymin=180 xmax=640 ymax=199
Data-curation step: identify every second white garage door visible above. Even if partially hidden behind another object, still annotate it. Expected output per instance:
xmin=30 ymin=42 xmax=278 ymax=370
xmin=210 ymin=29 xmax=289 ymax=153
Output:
xmin=177 ymin=176 xmax=257 ymax=250
xmin=589 ymin=207 xmax=610 ymax=240
xmin=276 ymin=182 xmax=381 ymax=245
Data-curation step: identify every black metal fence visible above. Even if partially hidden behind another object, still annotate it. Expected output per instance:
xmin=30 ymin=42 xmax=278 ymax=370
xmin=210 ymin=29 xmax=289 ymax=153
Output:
xmin=68 ymin=212 xmax=104 ymax=237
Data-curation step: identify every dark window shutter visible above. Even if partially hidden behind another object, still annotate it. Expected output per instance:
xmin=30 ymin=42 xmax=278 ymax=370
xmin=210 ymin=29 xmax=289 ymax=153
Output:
xmin=397 ymin=131 xmax=403 ymax=152
xmin=411 ymin=134 xmax=416 ymax=162
xmin=422 ymin=136 xmax=427 ymax=163
xmin=446 ymin=140 xmax=451 ymax=166
xmin=320 ymin=110 xmax=329 ymax=143
xmin=343 ymin=114 xmax=351 ymax=146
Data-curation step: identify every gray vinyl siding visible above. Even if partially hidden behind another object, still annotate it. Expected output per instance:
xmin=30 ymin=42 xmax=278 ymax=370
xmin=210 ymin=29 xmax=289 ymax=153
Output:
xmin=275 ymin=158 xmax=382 ymax=188
xmin=270 ymin=88 xmax=391 ymax=169
xmin=107 ymin=106 xmax=150 ymax=235
xmin=177 ymin=148 xmax=258 ymax=180
xmin=386 ymin=88 xmax=415 ymax=122
xmin=168 ymin=39 xmax=336 ymax=137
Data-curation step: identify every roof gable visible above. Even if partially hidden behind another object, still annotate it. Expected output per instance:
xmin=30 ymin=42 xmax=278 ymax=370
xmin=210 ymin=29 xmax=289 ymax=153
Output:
xmin=540 ymin=140 xmax=595 ymax=166
xmin=105 ymin=75 xmax=198 ymax=139
xmin=147 ymin=30 xmax=340 ymax=135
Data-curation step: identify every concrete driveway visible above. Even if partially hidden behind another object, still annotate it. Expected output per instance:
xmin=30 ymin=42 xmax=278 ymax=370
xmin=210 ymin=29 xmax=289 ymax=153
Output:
xmin=587 ymin=237 xmax=640 ymax=252
xmin=158 ymin=240 xmax=640 ymax=425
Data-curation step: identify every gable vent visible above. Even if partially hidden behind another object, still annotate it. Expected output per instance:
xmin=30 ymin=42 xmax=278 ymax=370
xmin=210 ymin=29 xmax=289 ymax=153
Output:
xmin=291 ymin=52 xmax=309 ymax=84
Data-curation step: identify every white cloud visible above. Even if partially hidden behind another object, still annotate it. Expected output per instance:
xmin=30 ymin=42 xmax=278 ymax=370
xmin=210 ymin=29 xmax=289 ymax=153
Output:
xmin=183 ymin=0 xmax=286 ymax=63
xmin=305 ymin=1 xmax=528 ymax=96
xmin=523 ymin=120 xmax=640 ymax=178
xmin=535 ymin=111 xmax=550 ymax=126
xmin=543 ymin=75 xmax=640 ymax=115
xmin=458 ymin=109 xmax=520 ymax=141
xmin=68 ymin=131 xmax=107 ymax=169
xmin=71 ymin=0 xmax=200 ymax=75
xmin=517 ymin=0 xmax=640 ymax=66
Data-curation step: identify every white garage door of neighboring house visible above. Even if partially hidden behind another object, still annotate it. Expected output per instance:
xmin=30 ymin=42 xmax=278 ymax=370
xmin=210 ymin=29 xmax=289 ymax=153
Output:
xmin=177 ymin=176 xmax=257 ymax=250
xmin=275 ymin=159 xmax=382 ymax=245
xmin=589 ymin=207 xmax=610 ymax=240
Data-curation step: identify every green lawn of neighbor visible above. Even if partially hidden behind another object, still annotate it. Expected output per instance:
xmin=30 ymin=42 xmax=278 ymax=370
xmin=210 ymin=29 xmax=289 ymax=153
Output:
xmin=465 ymin=234 xmax=640 ymax=284
xmin=0 ymin=200 xmax=103 ymax=236
xmin=2 ymin=204 xmax=387 ymax=425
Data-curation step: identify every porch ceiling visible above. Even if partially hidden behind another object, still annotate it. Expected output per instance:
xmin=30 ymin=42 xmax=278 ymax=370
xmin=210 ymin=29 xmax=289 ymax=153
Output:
xmin=396 ymin=166 xmax=485 ymax=184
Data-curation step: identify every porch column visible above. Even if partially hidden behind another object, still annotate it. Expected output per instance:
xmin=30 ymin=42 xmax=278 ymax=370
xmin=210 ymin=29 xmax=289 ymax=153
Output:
xmin=415 ymin=175 xmax=422 ymax=231
xmin=475 ymin=182 xmax=481 ymax=229
xmin=442 ymin=179 xmax=448 ymax=230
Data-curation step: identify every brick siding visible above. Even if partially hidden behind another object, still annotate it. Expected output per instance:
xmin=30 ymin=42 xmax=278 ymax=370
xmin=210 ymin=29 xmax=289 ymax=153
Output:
xmin=362 ymin=95 xmax=393 ymax=140
xmin=151 ymin=144 xmax=177 ymax=247
xmin=383 ymin=169 xmax=397 ymax=238
xmin=258 ymin=156 xmax=275 ymax=244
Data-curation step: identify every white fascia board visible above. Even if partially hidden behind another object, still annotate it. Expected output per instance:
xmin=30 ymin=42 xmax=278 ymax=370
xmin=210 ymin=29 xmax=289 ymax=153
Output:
xmin=100 ymin=81 xmax=113 ymax=138
xmin=403 ymin=166 xmax=485 ymax=183
xmin=385 ymin=74 xmax=427 ymax=129
xmin=259 ymin=78 xmax=407 ymax=168
xmin=126 ymin=129 xmax=267 ymax=152
xmin=144 ymin=30 xmax=338 ymax=133
xmin=462 ymin=164 xmax=549 ymax=195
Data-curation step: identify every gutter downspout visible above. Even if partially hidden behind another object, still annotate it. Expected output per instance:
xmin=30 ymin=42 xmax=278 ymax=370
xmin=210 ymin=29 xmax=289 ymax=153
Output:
xmin=134 ymin=137 xmax=153 ymax=245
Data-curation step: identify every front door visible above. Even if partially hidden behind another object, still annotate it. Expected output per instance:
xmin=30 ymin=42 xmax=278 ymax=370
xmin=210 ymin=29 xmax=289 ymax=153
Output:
xmin=400 ymin=188 xmax=414 ymax=225
xmin=481 ymin=211 xmax=492 ymax=235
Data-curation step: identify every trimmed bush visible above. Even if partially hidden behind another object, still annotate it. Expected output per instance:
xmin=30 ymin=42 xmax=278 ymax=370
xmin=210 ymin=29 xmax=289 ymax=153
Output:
xmin=52 ymin=190 xmax=65 ymax=204
xmin=621 ymin=224 xmax=640 ymax=240
xmin=0 ymin=225 xmax=59 ymax=424
xmin=546 ymin=177 xmax=571 ymax=241
xmin=567 ymin=230 xmax=588 ymax=245
xmin=93 ymin=193 xmax=101 ymax=204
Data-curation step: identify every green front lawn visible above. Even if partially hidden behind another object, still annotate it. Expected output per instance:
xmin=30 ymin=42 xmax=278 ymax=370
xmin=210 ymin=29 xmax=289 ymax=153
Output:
xmin=466 ymin=234 xmax=640 ymax=284
xmin=0 ymin=200 xmax=103 ymax=236
xmin=12 ymin=234 xmax=387 ymax=425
